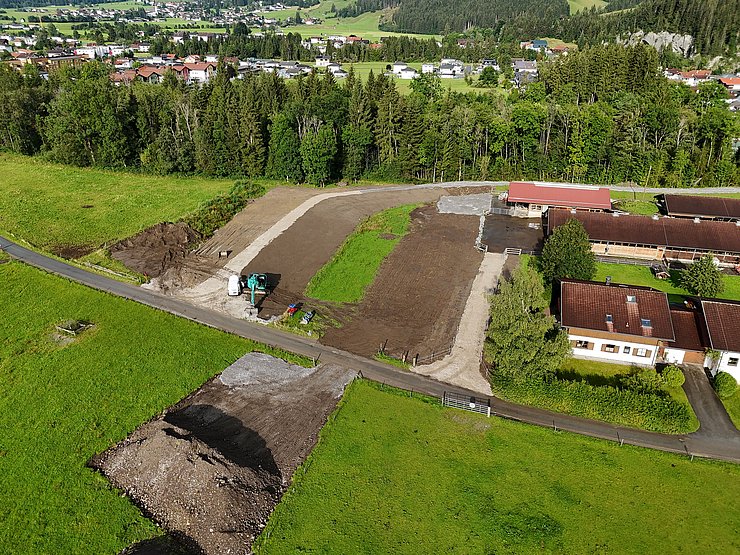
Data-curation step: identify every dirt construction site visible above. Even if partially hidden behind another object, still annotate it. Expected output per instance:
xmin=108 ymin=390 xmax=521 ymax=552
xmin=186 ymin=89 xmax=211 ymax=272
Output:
xmin=123 ymin=184 xmax=504 ymax=363
xmin=105 ymin=183 xmax=513 ymax=552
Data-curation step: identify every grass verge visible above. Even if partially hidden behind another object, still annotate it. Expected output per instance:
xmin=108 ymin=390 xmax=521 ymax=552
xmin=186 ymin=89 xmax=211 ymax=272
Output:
xmin=0 ymin=260 xmax=311 ymax=554
xmin=306 ymin=204 xmax=418 ymax=303
xmin=721 ymin=388 xmax=740 ymax=430
xmin=374 ymin=352 xmax=411 ymax=370
xmin=255 ymin=379 xmax=739 ymax=554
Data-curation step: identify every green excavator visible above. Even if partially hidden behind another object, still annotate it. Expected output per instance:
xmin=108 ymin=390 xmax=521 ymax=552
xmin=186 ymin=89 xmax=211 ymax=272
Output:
xmin=241 ymin=273 xmax=268 ymax=316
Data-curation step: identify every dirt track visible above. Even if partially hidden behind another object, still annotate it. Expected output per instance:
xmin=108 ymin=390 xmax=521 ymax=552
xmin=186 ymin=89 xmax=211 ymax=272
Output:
xmin=193 ymin=187 xmax=324 ymax=261
xmin=241 ymin=188 xmax=444 ymax=317
xmin=92 ymin=353 xmax=356 ymax=555
xmin=321 ymin=206 xmax=483 ymax=359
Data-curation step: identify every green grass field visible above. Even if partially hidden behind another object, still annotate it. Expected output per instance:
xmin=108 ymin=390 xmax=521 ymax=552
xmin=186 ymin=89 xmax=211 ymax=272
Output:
xmin=594 ymin=262 xmax=740 ymax=302
xmin=568 ymin=0 xmax=607 ymax=13
xmin=306 ymin=204 xmax=417 ymax=303
xmin=339 ymin=61 xmax=500 ymax=95
xmin=0 ymin=260 xmax=308 ymax=554
xmin=0 ymin=153 xmax=233 ymax=252
xmin=256 ymin=380 xmax=740 ymax=554
xmin=289 ymin=9 xmax=438 ymax=41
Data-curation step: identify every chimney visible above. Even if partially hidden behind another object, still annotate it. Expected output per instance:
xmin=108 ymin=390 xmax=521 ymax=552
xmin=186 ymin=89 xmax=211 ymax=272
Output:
xmin=693 ymin=217 xmax=700 ymax=223
xmin=605 ymin=276 xmax=612 ymax=285
xmin=606 ymin=314 xmax=613 ymax=333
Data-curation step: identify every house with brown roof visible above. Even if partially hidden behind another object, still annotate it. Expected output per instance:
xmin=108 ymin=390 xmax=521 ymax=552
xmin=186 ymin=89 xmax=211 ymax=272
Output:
xmin=547 ymin=209 xmax=740 ymax=267
xmin=506 ymin=182 xmax=611 ymax=218
xmin=663 ymin=307 xmax=708 ymax=365
xmin=701 ymin=299 xmax=740 ymax=381
xmin=655 ymin=194 xmax=740 ymax=222
xmin=557 ymin=279 xmax=675 ymax=366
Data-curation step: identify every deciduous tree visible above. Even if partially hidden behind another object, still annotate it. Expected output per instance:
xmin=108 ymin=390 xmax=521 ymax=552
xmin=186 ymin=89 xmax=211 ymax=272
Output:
xmin=540 ymin=219 xmax=596 ymax=282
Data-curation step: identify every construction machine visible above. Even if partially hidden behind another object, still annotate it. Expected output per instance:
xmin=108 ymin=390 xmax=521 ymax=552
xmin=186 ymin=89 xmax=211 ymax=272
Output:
xmin=241 ymin=273 xmax=268 ymax=316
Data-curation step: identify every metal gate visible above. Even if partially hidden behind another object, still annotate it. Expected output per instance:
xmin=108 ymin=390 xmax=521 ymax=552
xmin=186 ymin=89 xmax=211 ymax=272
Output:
xmin=442 ymin=391 xmax=491 ymax=417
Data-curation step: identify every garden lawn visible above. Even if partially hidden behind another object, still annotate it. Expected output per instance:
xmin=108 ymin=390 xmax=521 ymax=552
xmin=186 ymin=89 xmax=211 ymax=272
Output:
xmin=306 ymin=204 xmax=417 ymax=303
xmin=0 ymin=153 xmax=233 ymax=252
xmin=0 ymin=261 xmax=307 ymax=554
xmin=594 ymin=262 xmax=740 ymax=302
xmin=256 ymin=380 xmax=740 ymax=554
xmin=557 ymin=358 xmax=699 ymax=431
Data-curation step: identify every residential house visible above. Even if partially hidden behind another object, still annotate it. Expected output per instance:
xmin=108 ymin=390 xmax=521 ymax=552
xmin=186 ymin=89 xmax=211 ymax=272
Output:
xmin=558 ymin=279 xmax=675 ymax=366
xmin=421 ymin=63 xmax=436 ymax=74
xmin=315 ymin=55 xmax=330 ymax=68
xmin=184 ymin=61 xmax=216 ymax=84
xmin=391 ymin=61 xmax=408 ymax=75
xmin=663 ymin=306 xmax=708 ymax=365
xmin=701 ymin=299 xmax=740 ymax=381
xmin=398 ymin=67 xmax=418 ymax=79
xmin=718 ymin=76 xmax=740 ymax=93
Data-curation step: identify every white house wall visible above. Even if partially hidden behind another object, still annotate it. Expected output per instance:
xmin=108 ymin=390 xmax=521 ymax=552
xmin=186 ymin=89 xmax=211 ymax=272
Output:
xmin=663 ymin=348 xmax=686 ymax=365
xmin=714 ymin=351 xmax=740 ymax=382
xmin=568 ymin=333 xmax=658 ymax=366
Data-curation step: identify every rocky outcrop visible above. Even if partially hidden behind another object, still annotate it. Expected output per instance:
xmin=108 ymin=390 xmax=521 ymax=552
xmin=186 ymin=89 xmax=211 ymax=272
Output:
xmin=617 ymin=30 xmax=695 ymax=57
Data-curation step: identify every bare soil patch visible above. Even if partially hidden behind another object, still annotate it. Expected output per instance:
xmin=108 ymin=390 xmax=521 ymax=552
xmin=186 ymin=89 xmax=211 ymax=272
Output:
xmin=50 ymin=244 xmax=95 ymax=259
xmin=92 ymin=353 xmax=356 ymax=555
xmin=193 ymin=187 xmax=323 ymax=261
xmin=110 ymin=222 xmax=201 ymax=278
xmin=241 ymin=188 xmax=444 ymax=318
xmin=321 ymin=205 xmax=483 ymax=359
xmin=481 ymin=213 xmax=545 ymax=253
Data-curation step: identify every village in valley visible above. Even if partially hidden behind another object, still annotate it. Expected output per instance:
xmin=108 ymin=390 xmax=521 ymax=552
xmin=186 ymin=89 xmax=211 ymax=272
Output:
xmin=1 ymin=0 xmax=740 ymax=553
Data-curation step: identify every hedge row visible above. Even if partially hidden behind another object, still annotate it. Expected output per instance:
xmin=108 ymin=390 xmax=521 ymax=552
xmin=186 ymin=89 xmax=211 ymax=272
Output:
xmin=185 ymin=180 xmax=266 ymax=237
xmin=491 ymin=374 xmax=694 ymax=434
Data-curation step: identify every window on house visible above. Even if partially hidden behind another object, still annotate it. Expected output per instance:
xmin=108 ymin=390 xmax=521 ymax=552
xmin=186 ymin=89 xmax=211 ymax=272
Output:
xmin=641 ymin=318 xmax=652 ymax=327
xmin=635 ymin=348 xmax=649 ymax=357
xmin=603 ymin=344 xmax=618 ymax=353
xmin=606 ymin=314 xmax=613 ymax=323
xmin=626 ymin=295 xmax=637 ymax=303
xmin=575 ymin=340 xmax=591 ymax=349
xmin=623 ymin=346 xmax=631 ymax=354
xmin=729 ymin=358 xmax=739 ymax=367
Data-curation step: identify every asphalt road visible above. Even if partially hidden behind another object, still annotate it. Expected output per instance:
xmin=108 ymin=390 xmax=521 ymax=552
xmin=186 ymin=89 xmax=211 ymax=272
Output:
xmin=2 ymin=234 xmax=740 ymax=463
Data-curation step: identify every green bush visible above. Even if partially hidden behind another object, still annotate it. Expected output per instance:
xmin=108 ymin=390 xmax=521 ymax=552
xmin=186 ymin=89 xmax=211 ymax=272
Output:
xmin=714 ymin=372 xmax=738 ymax=399
xmin=661 ymin=365 xmax=686 ymax=388
xmin=620 ymin=368 xmax=663 ymax=393
xmin=185 ymin=180 xmax=265 ymax=237
xmin=491 ymin=373 xmax=693 ymax=434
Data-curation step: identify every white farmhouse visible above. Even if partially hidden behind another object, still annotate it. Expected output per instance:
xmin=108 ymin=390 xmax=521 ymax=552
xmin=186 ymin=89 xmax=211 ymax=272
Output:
xmin=558 ymin=280 xmax=675 ymax=367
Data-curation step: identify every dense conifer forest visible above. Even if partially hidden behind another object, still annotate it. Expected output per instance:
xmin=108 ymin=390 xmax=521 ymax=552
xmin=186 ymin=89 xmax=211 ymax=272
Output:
xmin=1 ymin=44 xmax=737 ymax=186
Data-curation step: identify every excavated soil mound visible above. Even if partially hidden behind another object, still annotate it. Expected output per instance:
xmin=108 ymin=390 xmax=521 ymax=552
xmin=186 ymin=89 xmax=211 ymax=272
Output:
xmin=321 ymin=206 xmax=483 ymax=359
xmin=92 ymin=353 xmax=356 ymax=555
xmin=110 ymin=222 xmax=201 ymax=278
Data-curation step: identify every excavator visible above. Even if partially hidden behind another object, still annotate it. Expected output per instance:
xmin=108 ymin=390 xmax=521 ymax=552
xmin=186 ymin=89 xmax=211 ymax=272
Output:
xmin=240 ymin=273 xmax=268 ymax=316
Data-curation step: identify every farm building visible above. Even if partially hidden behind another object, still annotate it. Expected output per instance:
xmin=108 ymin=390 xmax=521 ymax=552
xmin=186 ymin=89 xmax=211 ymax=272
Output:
xmin=547 ymin=209 xmax=740 ymax=266
xmin=557 ymin=279 xmax=675 ymax=366
xmin=655 ymin=194 xmax=740 ymax=222
xmin=701 ymin=299 xmax=740 ymax=381
xmin=505 ymin=182 xmax=611 ymax=217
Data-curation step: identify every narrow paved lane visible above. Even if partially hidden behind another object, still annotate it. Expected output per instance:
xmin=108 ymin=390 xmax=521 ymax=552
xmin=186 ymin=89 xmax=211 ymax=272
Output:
xmin=2 ymin=235 xmax=740 ymax=463
xmin=682 ymin=365 xmax=739 ymax=439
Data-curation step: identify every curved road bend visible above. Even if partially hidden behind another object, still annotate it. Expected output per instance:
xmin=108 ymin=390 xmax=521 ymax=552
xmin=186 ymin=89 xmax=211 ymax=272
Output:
xmin=2 ymin=235 xmax=740 ymax=463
